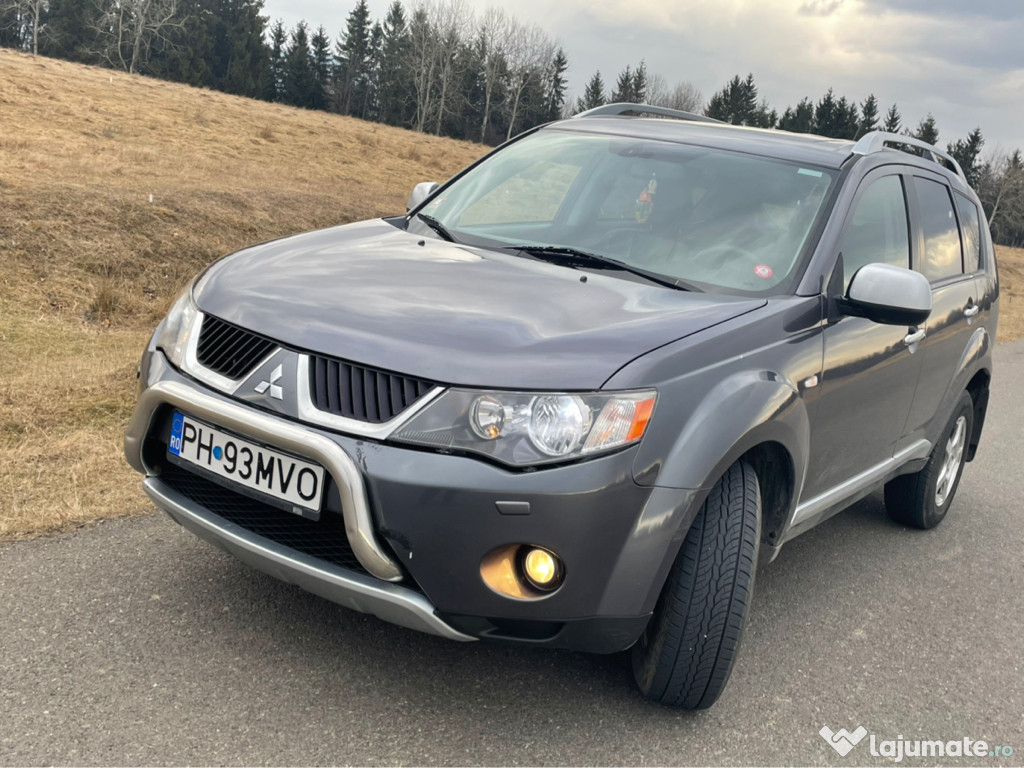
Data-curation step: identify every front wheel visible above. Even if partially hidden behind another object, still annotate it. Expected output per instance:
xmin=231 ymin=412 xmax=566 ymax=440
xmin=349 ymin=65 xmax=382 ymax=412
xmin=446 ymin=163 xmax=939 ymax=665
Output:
xmin=884 ymin=391 xmax=974 ymax=530
xmin=632 ymin=460 xmax=760 ymax=709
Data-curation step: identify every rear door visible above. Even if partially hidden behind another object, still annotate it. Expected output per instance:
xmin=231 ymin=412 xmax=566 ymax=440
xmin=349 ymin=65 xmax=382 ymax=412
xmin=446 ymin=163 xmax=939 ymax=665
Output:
xmin=901 ymin=173 xmax=983 ymax=444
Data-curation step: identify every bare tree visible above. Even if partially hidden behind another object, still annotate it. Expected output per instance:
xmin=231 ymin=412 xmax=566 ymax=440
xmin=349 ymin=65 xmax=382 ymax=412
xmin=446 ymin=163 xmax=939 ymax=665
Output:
xmin=647 ymin=73 xmax=703 ymax=113
xmin=978 ymin=149 xmax=1024 ymax=246
xmin=430 ymin=0 xmax=471 ymax=136
xmin=502 ymin=20 xmax=553 ymax=140
xmin=91 ymin=0 xmax=186 ymax=74
xmin=1 ymin=0 xmax=47 ymax=54
xmin=406 ymin=2 xmax=438 ymax=132
xmin=476 ymin=6 xmax=508 ymax=144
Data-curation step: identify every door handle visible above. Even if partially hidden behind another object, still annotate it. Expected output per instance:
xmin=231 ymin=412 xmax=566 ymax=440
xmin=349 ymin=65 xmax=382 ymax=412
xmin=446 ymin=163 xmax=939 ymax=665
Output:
xmin=904 ymin=328 xmax=926 ymax=346
xmin=964 ymin=304 xmax=980 ymax=318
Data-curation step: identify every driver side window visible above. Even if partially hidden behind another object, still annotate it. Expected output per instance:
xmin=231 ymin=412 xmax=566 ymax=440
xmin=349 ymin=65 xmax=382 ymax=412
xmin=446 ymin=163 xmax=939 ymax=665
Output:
xmin=839 ymin=175 xmax=911 ymax=291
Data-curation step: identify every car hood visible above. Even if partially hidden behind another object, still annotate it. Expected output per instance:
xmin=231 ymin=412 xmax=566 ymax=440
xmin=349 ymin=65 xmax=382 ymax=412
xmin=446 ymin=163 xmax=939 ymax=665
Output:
xmin=193 ymin=219 xmax=766 ymax=389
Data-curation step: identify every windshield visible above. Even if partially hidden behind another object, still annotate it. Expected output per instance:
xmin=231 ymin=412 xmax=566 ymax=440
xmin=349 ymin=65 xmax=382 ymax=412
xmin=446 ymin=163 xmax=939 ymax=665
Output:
xmin=414 ymin=129 xmax=836 ymax=293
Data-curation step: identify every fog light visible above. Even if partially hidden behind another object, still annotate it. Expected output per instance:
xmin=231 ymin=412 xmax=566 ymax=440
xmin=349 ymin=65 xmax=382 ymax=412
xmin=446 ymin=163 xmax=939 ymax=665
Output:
xmin=521 ymin=547 xmax=563 ymax=591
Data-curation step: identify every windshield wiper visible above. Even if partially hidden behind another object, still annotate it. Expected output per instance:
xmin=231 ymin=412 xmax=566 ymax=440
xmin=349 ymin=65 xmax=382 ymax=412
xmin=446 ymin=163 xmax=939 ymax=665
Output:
xmin=505 ymin=245 xmax=700 ymax=292
xmin=416 ymin=213 xmax=457 ymax=243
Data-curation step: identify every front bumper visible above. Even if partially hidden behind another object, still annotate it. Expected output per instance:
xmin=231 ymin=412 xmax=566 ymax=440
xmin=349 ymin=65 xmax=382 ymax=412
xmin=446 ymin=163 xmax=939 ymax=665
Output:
xmin=126 ymin=346 xmax=701 ymax=652
xmin=145 ymin=477 xmax=474 ymax=640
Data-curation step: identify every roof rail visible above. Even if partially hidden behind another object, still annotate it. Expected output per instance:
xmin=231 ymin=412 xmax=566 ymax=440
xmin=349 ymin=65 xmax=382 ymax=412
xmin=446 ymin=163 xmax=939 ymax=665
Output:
xmin=574 ymin=102 xmax=722 ymax=124
xmin=851 ymin=131 xmax=964 ymax=179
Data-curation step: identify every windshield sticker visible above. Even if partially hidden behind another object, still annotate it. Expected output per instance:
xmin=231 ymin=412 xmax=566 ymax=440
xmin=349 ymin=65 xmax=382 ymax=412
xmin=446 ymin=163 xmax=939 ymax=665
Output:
xmin=754 ymin=264 xmax=774 ymax=279
xmin=798 ymin=168 xmax=824 ymax=178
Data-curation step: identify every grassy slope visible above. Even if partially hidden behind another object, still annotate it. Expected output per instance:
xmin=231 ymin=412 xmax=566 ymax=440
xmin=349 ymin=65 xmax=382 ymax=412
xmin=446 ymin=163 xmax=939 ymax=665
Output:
xmin=1 ymin=49 xmax=1022 ymax=541
xmin=994 ymin=246 xmax=1024 ymax=341
xmin=0 ymin=49 xmax=485 ymax=540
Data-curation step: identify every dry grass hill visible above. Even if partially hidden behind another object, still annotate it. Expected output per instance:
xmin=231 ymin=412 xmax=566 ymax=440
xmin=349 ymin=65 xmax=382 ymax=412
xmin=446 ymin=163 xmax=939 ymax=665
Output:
xmin=1 ymin=48 xmax=1021 ymax=540
xmin=0 ymin=49 xmax=485 ymax=540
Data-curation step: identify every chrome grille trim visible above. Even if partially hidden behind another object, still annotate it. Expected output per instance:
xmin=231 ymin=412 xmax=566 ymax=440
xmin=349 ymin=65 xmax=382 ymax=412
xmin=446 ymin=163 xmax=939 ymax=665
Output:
xmin=296 ymin=355 xmax=443 ymax=440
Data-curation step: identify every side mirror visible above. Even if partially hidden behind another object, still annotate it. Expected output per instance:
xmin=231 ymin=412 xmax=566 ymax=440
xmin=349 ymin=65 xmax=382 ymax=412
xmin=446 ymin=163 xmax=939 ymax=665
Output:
xmin=843 ymin=263 xmax=932 ymax=326
xmin=407 ymin=181 xmax=440 ymax=213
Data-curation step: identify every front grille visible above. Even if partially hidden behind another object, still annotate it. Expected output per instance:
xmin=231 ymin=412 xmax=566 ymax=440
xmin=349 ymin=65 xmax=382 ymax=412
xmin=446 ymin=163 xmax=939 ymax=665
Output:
xmin=196 ymin=314 xmax=277 ymax=380
xmin=159 ymin=463 xmax=367 ymax=574
xmin=309 ymin=355 xmax=435 ymax=424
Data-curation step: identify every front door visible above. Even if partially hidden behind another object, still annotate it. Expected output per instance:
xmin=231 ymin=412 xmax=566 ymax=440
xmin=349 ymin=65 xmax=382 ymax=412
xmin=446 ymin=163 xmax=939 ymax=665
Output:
xmin=803 ymin=171 xmax=924 ymax=499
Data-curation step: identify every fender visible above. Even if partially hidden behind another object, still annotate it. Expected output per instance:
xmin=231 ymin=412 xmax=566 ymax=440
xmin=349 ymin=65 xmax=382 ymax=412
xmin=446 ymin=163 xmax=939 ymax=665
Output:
xmin=936 ymin=324 xmax=991 ymax=455
xmin=634 ymin=369 xmax=810 ymax=496
xmin=600 ymin=370 xmax=811 ymax=616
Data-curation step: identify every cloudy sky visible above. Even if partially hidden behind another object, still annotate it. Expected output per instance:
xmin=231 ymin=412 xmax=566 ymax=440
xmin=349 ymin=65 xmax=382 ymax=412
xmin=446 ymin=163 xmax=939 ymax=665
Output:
xmin=261 ymin=0 xmax=1024 ymax=152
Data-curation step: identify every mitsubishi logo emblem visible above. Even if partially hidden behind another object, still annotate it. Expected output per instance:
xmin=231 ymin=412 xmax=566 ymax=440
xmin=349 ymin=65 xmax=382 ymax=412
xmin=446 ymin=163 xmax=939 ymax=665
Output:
xmin=254 ymin=364 xmax=284 ymax=400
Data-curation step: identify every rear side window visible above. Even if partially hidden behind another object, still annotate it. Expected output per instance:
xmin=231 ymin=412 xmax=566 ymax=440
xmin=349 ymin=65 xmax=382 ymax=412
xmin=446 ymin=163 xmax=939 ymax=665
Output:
xmin=839 ymin=175 xmax=910 ymax=291
xmin=955 ymin=194 xmax=982 ymax=273
xmin=914 ymin=178 xmax=963 ymax=282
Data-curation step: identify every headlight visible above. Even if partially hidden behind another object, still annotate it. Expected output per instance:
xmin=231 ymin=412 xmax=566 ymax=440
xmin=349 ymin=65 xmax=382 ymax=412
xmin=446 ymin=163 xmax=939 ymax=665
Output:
xmin=392 ymin=389 xmax=656 ymax=466
xmin=155 ymin=285 xmax=198 ymax=368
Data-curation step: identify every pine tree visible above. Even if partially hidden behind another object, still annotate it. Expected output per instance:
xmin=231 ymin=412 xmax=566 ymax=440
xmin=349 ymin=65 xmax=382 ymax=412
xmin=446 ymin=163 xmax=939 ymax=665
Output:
xmin=704 ymin=89 xmax=729 ymax=122
xmin=377 ymin=1 xmax=410 ymax=126
xmin=778 ymin=98 xmax=814 ymax=134
xmin=948 ymin=127 xmax=985 ymax=187
xmin=834 ymin=95 xmax=859 ymax=139
xmin=336 ymin=0 xmax=371 ymax=115
xmin=363 ymin=20 xmax=383 ymax=119
xmin=611 ymin=65 xmax=634 ymax=103
xmin=883 ymin=103 xmax=901 ymax=133
xmin=146 ymin=0 xmax=213 ymax=86
xmin=857 ymin=94 xmax=879 ymax=138
xmin=544 ymin=47 xmax=568 ymax=121
xmin=813 ymin=88 xmax=839 ymax=137
xmin=201 ymin=0 xmax=268 ymax=97
xmin=310 ymin=25 xmax=332 ymax=110
xmin=705 ymin=74 xmax=759 ymax=126
xmin=42 ymin=0 xmax=92 ymax=61
xmin=913 ymin=113 xmax=939 ymax=146
xmin=283 ymin=20 xmax=316 ymax=108
xmin=750 ymin=100 xmax=777 ymax=129
xmin=575 ymin=71 xmax=605 ymax=113
xmin=736 ymin=74 xmax=758 ymax=123
xmin=262 ymin=18 xmax=286 ymax=101
xmin=631 ymin=60 xmax=647 ymax=104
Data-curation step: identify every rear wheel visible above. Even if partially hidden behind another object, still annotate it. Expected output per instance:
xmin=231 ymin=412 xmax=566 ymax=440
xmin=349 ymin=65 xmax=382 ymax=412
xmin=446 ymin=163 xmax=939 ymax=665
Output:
xmin=632 ymin=460 xmax=760 ymax=709
xmin=884 ymin=391 xmax=974 ymax=530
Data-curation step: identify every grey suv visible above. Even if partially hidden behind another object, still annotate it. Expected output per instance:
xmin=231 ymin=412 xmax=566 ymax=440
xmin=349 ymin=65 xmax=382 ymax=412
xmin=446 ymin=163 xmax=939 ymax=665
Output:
xmin=125 ymin=104 xmax=997 ymax=708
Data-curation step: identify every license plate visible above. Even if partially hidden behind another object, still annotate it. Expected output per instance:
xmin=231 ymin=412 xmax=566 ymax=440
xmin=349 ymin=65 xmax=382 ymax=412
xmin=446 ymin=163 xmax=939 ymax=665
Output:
xmin=168 ymin=412 xmax=326 ymax=514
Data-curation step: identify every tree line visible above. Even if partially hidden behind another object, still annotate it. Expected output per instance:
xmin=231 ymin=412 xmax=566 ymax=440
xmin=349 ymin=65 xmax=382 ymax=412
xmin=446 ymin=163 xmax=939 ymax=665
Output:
xmin=1 ymin=0 xmax=1021 ymax=246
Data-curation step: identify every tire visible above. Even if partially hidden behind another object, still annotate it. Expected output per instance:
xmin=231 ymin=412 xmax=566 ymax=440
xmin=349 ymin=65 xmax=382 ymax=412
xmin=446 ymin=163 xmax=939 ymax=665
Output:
xmin=884 ymin=391 xmax=974 ymax=530
xmin=632 ymin=460 xmax=760 ymax=709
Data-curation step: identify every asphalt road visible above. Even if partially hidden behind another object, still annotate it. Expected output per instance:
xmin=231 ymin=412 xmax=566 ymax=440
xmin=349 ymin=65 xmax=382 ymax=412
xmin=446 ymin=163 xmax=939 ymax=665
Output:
xmin=3 ymin=341 xmax=1023 ymax=767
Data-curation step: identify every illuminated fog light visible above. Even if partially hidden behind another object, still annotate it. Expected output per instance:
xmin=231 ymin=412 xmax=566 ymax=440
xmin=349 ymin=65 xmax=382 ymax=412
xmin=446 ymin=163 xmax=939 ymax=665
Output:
xmin=521 ymin=547 xmax=563 ymax=591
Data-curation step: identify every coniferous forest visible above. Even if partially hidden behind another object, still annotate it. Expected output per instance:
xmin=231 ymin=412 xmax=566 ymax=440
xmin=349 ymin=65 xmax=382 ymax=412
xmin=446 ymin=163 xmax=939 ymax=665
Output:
xmin=2 ymin=0 xmax=1021 ymax=245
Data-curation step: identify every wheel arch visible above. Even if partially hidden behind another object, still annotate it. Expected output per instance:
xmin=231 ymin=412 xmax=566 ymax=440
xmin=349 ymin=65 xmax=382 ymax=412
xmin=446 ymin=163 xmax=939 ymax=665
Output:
xmin=628 ymin=373 xmax=810 ymax=613
xmin=964 ymin=367 xmax=991 ymax=462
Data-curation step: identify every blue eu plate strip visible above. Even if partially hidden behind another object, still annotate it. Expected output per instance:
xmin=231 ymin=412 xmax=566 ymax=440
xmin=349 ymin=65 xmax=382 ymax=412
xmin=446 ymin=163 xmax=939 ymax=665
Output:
xmin=169 ymin=412 xmax=184 ymax=455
